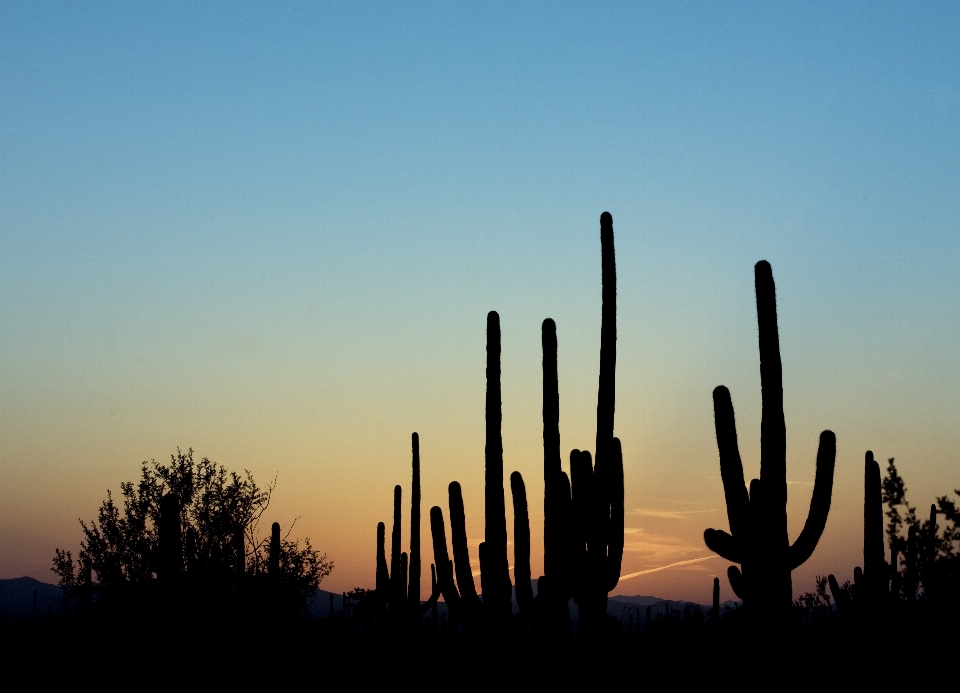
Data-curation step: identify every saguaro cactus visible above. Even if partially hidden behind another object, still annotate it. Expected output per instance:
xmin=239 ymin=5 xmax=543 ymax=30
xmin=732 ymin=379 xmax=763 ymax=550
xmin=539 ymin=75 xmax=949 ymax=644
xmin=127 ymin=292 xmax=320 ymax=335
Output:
xmin=829 ymin=451 xmax=888 ymax=615
xmin=158 ymin=493 xmax=183 ymax=585
xmin=712 ymin=577 xmax=720 ymax=623
xmin=539 ymin=318 xmax=574 ymax=628
xmin=426 ymin=213 xmax=623 ymax=635
xmin=269 ymin=522 xmax=281 ymax=582
xmin=408 ymin=432 xmax=421 ymax=609
xmin=376 ymin=521 xmax=389 ymax=611
xmin=703 ymin=260 xmax=836 ymax=628
xmin=374 ymin=434 xmax=440 ymax=629
xmin=428 ymin=312 xmax=530 ymax=631
xmin=481 ymin=311 xmax=514 ymax=628
xmin=569 ymin=211 xmax=624 ymax=634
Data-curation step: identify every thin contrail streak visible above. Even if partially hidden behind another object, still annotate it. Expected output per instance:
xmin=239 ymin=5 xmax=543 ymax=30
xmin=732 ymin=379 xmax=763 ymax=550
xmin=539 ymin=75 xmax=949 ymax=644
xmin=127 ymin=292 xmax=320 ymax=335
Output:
xmin=618 ymin=555 xmax=717 ymax=581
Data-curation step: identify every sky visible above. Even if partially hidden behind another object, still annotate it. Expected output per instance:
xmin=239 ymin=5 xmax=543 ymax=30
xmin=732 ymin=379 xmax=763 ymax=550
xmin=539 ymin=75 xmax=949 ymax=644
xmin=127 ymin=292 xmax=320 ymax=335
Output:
xmin=1 ymin=1 xmax=959 ymax=605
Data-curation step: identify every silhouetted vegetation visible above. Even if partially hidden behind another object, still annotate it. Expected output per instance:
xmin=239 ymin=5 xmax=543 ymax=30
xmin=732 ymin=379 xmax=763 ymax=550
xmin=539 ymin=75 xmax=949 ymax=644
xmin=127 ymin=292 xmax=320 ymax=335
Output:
xmin=51 ymin=449 xmax=332 ymax=623
xmin=8 ymin=210 xmax=955 ymax=672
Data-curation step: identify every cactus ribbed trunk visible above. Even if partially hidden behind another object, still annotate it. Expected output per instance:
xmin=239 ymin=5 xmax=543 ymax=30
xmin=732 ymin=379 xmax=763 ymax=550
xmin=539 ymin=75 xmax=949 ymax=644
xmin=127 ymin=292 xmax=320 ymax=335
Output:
xmin=376 ymin=521 xmax=389 ymax=612
xmin=158 ymin=494 xmax=183 ymax=585
xmin=409 ymin=433 xmax=421 ymax=609
xmin=754 ymin=261 xmax=791 ymax=622
xmin=269 ymin=522 xmax=281 ymax=582
xmin=542 ymin=318 xmax=562 ymax=579
xmin=510 ymin=471 xmax=533 ymax=613
xmin=864 ymin=452 xmax=886 ymax=600
xmin=390 ymin=484 xmax=402 ymax=610
xmin=573 ymin=212 xmax=624 ymax=635
xmin=483 ymin=311 xmax=512 ymax=627
xmin=712 ymin=576 xmax=720 ymax=623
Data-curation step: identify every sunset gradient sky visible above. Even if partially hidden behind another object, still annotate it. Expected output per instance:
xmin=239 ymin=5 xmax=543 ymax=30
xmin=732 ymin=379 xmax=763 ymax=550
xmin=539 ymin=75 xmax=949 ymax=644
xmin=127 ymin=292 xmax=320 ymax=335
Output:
xmin=2 ymin=2 xmax=959 ymax=604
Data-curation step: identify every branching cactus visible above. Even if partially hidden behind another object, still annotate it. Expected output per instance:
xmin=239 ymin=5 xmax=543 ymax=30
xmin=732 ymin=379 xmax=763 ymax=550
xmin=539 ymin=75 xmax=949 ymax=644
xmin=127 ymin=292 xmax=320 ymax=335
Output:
xmin=430 ymin=213 xmax=624 ymax=636
xmin=829 ymin=451 xmax=888 ymax=616
xmin=703 ymin=260 xmax=836 ymax=628
xmin=374 ymin=433 xmax=440 ymax=629
xmin=429 ymin=312 xmax=524 ymax=631
xmin=563 ymin=212 xmax=624 ymax=634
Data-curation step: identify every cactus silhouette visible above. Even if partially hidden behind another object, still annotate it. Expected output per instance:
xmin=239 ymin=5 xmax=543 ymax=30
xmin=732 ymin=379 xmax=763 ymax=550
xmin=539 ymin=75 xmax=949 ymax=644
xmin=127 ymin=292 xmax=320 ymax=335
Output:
xmin=568 ymin=211 xmax=624 ymax=634
xmin=428 ymin=212 xmax=623 ymax=635
xmin=158 ymin=493 xmax=183 ymax=585
xmin=829 ymin=451 xmax=888 ymax=616
xmin=480 ymin=310 xmax=514 ymax=628
xmin=408 ymin=432 xmax=422 ymax=610
xmin=703 ymin=260 xmax=836 ymax=628
xmin=712 ymin=576 xmax=720 ymax=623
xmin=374 ymin=433 xmax=440 ymax=629
xmin=269 ymin=522 xmax=281 ymax=582
xmin=540 ymin=317 xmax=572 ymax=624
xmin=429 ymin=312 xmax=526 ymax=631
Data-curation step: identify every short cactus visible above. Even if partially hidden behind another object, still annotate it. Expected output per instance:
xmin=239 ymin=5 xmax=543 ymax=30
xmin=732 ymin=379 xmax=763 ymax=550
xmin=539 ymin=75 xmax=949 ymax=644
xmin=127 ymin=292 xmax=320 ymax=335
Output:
xmin=374 ymin=433 xmax=440 ymax=629
xmin=829 ymin=451 xmax=888 ymax=615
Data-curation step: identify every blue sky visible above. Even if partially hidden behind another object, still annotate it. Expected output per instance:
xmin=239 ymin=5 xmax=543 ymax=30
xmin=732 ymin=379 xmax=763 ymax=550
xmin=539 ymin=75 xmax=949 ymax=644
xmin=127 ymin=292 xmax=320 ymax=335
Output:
xmin=2 ymin=2 xmax=958 ymax=599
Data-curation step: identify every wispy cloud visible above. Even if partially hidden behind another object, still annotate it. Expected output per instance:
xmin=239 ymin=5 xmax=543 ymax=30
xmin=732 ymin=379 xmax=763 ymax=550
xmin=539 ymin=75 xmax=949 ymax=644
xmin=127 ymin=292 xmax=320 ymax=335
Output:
xmin=619 ymin=555 xmax=718 ymax=581
xmin=630 ymin=508 xmax=715 ymax=520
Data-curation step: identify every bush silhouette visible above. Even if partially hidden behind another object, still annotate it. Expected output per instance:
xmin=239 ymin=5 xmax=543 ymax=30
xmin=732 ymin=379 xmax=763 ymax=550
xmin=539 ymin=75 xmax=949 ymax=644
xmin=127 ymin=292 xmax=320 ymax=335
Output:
xmin=52 ymin=448 xmax=332 ymax=621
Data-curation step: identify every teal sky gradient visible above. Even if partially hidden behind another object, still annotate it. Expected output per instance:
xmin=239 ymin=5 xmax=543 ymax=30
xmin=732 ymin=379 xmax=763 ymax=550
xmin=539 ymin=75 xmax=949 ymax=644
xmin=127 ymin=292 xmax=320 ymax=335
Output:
xmin=2 ymin=2 xmax=959 ymax=600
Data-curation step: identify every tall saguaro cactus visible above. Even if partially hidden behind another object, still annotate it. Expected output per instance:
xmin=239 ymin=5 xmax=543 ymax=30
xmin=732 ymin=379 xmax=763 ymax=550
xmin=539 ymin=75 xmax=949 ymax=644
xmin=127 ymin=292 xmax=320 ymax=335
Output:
xmin=570 ymin=211 xmax=624 ymax=633
xmin=703 ymin=260 xmax=836 ymax=628
xmin=408 ymin=432 xmax=421 ymax=609
xmin=481 ymin=311 xmax=514 ymax=627
xmin=428 ymin=212 xmax=624 ymax=635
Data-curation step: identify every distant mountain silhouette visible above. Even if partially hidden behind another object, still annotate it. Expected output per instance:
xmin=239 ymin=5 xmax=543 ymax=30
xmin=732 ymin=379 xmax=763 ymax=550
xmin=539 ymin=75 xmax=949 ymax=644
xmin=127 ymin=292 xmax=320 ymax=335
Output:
xmin=0 ymin=577 xmax=64 ymax=622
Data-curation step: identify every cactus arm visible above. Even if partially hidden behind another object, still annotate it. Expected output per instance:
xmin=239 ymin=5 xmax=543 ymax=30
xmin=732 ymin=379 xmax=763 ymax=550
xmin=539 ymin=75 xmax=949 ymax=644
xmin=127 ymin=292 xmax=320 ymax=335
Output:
xmin=448 ymin=482 xmax=480 ymax=602
xmin=510 ymin=471 xmax=534 ymax=613
xmin=727 ymin=566 xmax=747 ymax=600
xmin=409 ymin=432 xmax=421 ymax=608
xmin=418 ymin=563 xmax=441 ymax=614
xmin=787 ymin=431 xmax=837 ymax=570
xmin=570 ymin=449 xmax=592 ymax=602
xmin=827 ymin=573 xmax=850 ymax=611
xmin=704 ymin=529 xmax=742 ymax=563
xmin=605 ymin=437 xmax=624 ymax=591
xmin=429 ymin=506 xmax=462 ymax=611
xmin=711 ymin=386 xmax=750 ymax=539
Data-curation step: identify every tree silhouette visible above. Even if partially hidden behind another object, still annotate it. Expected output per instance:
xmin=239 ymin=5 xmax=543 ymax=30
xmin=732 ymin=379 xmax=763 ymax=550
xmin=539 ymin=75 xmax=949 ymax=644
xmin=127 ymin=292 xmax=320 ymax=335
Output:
xmin=52 ymin=448 xmax=332 ymax=621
